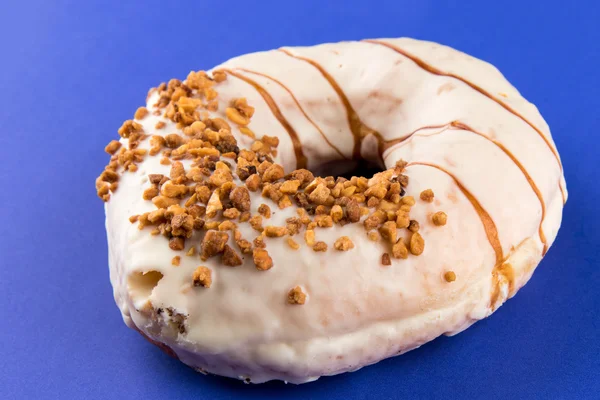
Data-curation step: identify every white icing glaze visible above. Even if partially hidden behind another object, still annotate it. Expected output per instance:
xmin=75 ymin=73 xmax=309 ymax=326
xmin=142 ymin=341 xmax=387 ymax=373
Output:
xmin=105 ymin=38 xmax=566 ymax=383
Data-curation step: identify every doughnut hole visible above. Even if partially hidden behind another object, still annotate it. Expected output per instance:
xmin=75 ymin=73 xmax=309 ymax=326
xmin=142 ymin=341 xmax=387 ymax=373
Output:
xmin=127 ymin=270 xmax=164 ymax=307
xmin=311 ymin=159 xmax=383 ymax=179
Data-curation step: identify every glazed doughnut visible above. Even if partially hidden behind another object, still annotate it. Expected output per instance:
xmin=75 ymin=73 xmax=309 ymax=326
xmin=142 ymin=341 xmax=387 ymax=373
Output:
xmin=96 ymin=38 xmax=567 ymax=383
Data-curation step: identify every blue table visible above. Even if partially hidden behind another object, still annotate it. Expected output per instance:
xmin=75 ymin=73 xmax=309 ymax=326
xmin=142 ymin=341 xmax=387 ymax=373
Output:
xmin=1 ymin=1 xmax=598 ymax=398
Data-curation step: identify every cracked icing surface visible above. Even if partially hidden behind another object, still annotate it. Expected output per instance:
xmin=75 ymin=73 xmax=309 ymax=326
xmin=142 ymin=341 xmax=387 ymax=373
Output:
xmin=101 ymin=37 xmax=566 ymax=383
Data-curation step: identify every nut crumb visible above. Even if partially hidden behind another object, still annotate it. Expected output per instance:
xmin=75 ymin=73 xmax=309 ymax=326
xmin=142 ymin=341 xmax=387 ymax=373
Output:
xmin=134 ymin=107 xmax=149 ymax=120
xmin=105 ymin=140 xmax=121 ymax=155
xmin=392 ymin=239 xmax=408 ymax=259
xmin=444 ymin=271 xmax=456 ymax=282
xmin=222 ymin=245 xmax=243 ymax=266
xmin=313 ymin=241 xmax=327 ymax=252
xmin=304 ymin=229 xmax=315 ymax=247
xmin=420 ymin=189 xmax=434 ymax=203
xmin=253 ymin=248 xmax=273 ymax=270
xmin=192 ymin=266 xmax=212 ymax=288
xmin=264 ymin=226 xmax=287 ymax=237
xmin=172 ymin=256 xmax=181 ymax=266
xmin=334 ymin=236 xmax=354 ymax=251
xmin=381 ymin=253 xmax=391 ymax=266
xmin=367 ymin=231 xmax=380 ymax=242
xmin=409 ymin=232 xmax=425 ymax=255
xmin=200 ymin=230 xmax=229 ymax=260
xmin=287 ymin=286 xmax=306 ymax=305
xmin=408 ymin=220 xmax=420 ymax=232
xmin=432 ymin=211 xmax=447 ymax=226
xmin=258 ymin=204 xmax=271 ymax=218
xmin=286 ymin=237 xmax=300 ymax=250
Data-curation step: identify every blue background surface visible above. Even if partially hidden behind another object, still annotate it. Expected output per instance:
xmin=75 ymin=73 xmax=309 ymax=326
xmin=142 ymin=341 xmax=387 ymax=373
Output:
xmin=1 ymin=0 xmax=598 ymax=398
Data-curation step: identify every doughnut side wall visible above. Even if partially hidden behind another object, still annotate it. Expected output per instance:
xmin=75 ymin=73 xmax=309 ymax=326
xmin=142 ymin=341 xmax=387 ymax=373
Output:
xmin=105 ymin=38 xmax=566 ymax=383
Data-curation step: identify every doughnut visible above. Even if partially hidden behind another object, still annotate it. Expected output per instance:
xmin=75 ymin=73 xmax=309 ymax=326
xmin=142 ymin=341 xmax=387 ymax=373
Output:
xmin=96 ymin=38 xmax=567 ymax=384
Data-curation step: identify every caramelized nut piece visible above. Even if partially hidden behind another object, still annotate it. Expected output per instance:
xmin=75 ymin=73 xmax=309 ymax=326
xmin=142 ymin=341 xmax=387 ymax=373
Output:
xmin=409 ymin=232 xmax=425 ymax=255
xmin=444 ymin=271 xmax=456 ymax=282
xmin=379 ymin=221 xmax=397 ymax=244
xmin=222 ymin=245 xmax=243 ymax=266
xmin=432 ymin=211 xmax=447 ymax=226
xmin=408 ymin=220 xmax=420 ymax=232
xmin=392 ymin=239 xmax=408 ymax=259
xmin=420 ymin=189 xmax=434 ymax=203
xmin=381 ymin=253 xmax=391 ymax=266
xmin=264 ymin=226 xmax=287 ymax=237
xmin=200 ymin=231 xmax=229 ymax=260
xmin=313 ymin=241 xmax=328 ymax=252
xmin=258 ymin=204 xmax=271 ymax=218
xmin=253 ymin=248 xmax=273 ymax=270
xmin=192 ymin=266 xmax=212 ymax=288
xmin=287 ymin=286 xmax=306 ymax=305
xmin=286 ymin=237 xmax=300 ymax=250
xmin=304 ymin=230 xmax=315 ymax=247
xmin=334 ymin=236 xmax=354 ymax=251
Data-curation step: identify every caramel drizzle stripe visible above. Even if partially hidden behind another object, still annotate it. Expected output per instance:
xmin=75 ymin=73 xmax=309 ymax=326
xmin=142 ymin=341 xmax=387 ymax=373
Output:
xmin=235 ymin=68 xmax=346 ymax=159
xmin=391 ymin=121 xmax=549 ymax=254
xmin=223 ymin=69 xmax=308 ymax=169
xmin=278 ymin=48 xmax=385 ymax=160
xmin=407 ymin=161 xmax=503 ymax=265
xmin=364 ymin=39 xmax=567 ymax=204
xmin=382 ymin=123 xmax=454 ymax=161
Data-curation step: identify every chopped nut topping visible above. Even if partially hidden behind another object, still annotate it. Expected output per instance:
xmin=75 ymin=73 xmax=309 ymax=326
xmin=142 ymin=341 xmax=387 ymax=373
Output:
xmin=286 ymin=237 xmax=300 ymax=250
xmin=444 ymin=271 xmax=456 ymax=282
xmin=367 ymin=231 xmax=380 ymax=242
xmin=143 ymin=186 xmax=159 ymax=200
xmin=264 ymin=226 xmax=287 ymax=237
xmin=134 ymin=107 xmax=149 ymax=120
xmin=249 ymin=215 xmax=263 ymax=232
xmin=287 ymin=286 xmax=306 ymax=305
xmin=245 ymin=174 xmax=261 ymax=191
xmin=346 ymin=199 xmax=361 ymax=222
xmin=105 ymin=140 xmax=122 ymax=155
xmin=169 ymin=237 xmax=185 ymax=251
xmin=161 ymin=181 xmax=188 ymax=198
xmin=200 ymin=230 xmax=229 ymax=260
xmin=334 ymin=236 xmax=354 ymax=251
xmin=258 ymin=204 xmax=271 ymax=218
xmin=304 ymin=229 xmax=315 ymax=247
xmin=381 ymin=253 xmax=391 ymax=266
xmin=432 ymin=211 xmax=447 ymax=226
xmin=229 ymin=186 xmax=251 ymax=212
xmin=379 ymin=221 xmax=397 ymax=244
xmin=392 ymin=239 xmax=408 ymax=259
xmin=409 ymin=232 xmax=425 ymax=255
xmin=313 ymin=241 xmax=327 ymax=252
xmin=408 ymin=220 xmax=420 ymax=233
xmin=206 ymin=190 xmax=223 ymax=217
xmin=253 ymin=248 xmax=273 ymax=270
xmin=364 ymin=210 xmax=386 ymax=230
xmin=308 ymin=184 xmax=330 ymax=205
xmin=172 ymin=256 xmax=181 ymax=266
xmin=315 ymin=215 xmax=333 ymax=228
xmin=262 ymin=164 xmax=285 ymax=182
xmin=223 ymin=208 xmax=240 ymax=219
xmin=420 ymin=189 xmax=434 ymax=203
xmin=222 ymin=245 xmax=243 ymax=266
xmin=192 ymin=266 xmax=212 ymax=288
xmin=280 ymin=179 xmax=301 ymax=194
xmin=100 ymin=87 xmax=427 ymax=265
xmin=396 ymin=211 xmax=410 ymax=229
